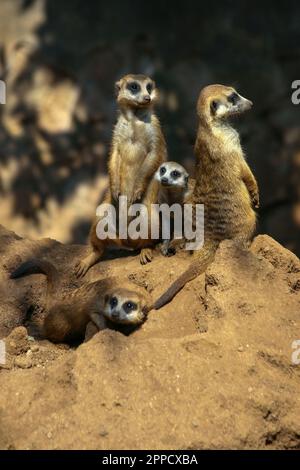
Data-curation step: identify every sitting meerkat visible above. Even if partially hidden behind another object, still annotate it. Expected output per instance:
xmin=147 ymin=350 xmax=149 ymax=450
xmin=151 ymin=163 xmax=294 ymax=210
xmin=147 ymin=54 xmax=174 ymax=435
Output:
xmin=154 ymin=161 xmax=195 ymax=256
xmin=10 ymin=259 xmax=151 ymax=343
xmin=75 ymin=74 xmax=167 ymax=277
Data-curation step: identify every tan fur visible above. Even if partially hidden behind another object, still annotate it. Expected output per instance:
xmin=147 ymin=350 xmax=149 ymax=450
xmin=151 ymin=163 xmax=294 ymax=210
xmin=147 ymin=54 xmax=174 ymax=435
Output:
xmin=76 ymin=74 xmax=167 ymax=276
xmin=153 ymin=84 xmax=259 ymax=309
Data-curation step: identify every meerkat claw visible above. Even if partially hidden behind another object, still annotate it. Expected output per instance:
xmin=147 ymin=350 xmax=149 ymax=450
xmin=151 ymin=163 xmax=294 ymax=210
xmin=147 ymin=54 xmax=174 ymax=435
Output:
xmin=140 ymin=248 xmax=153 ymax=265
xmin=75 ymin=261 xmax=88 ymax=278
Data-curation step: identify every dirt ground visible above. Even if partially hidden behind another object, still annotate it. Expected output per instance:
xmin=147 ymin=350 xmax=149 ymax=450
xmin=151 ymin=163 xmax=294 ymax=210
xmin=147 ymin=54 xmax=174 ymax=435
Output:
xmin=0 ymin=224 xmax=299 ymax=450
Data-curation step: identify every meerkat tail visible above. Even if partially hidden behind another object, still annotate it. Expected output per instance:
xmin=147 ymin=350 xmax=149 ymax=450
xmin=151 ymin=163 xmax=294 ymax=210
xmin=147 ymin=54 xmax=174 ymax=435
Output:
xmin=10 ymin=258 xmax=60 ymax=296
xmin=152 ymin=241 xmax=218 ymax=310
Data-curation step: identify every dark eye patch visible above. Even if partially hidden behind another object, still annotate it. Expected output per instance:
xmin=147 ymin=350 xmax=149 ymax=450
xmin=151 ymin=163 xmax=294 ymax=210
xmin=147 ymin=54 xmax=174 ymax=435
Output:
xmin=123 ymin=301 xmax=138 ymax=314
xmin=171 ymin=170 xmax=181 ymax=179
xmin=127 ymin=82 xmax=140 ymax=94
xmin=160 ymin=166 xmax=166 ymax=175
xmin=228 ymin=92 xmax=239 ymax=105
xmin=109 ymin=296 xmax=118 ymax=309
xmin=146 ymin=82 xmax=153 ymax=93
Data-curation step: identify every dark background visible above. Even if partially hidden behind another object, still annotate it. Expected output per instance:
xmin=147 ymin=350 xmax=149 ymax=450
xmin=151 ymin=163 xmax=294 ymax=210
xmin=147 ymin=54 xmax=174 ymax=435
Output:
xmin=0 ymin=0 xmax=299 ymax=254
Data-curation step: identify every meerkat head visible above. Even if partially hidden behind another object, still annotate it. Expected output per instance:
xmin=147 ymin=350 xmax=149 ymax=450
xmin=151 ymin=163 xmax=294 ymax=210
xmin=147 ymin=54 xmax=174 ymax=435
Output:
xmin=197 ymin=84 xmax=253 ymax=124
xmin=103 ymin=288 xmax=149 ymax=325
xmin=115 ymin=74 xmax=158 ymax=109
xmin=155 ymin=162 xmax=189 ymax=189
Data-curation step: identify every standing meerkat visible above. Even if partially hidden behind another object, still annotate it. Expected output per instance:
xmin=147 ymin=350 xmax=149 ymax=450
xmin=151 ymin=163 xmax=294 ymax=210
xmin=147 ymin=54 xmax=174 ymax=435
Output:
xmin=154 ymin=161 xmax=195 ymax=256
xmin=153 ymin=84 xmax=259 ymax=309
xmin=76 ymin=74 xmax=167 ymax=277
xmin=10 ymin=259 xmax=151 ymax=343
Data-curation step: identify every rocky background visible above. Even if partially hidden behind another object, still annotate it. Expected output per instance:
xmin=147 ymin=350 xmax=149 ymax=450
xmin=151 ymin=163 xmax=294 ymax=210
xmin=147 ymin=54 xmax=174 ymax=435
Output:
xmin=0 ymin=0 xmax=300 ymax=253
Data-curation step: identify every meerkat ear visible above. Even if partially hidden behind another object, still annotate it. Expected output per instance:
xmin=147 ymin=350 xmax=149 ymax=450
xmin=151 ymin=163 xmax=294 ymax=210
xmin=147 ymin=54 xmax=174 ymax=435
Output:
xmin=210 ymin=100 xmax=219 ymax=114
xmin=115 ymin=80 xmax=122 ymax=95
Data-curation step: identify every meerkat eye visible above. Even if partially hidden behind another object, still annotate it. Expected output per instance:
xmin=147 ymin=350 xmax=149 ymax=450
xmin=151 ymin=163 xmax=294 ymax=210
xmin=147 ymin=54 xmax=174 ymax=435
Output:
xmin=210 ymin=100 xmax=219 ymax=113
xmin=123 ymin=301 xmax=137 ymax=314
xmin=146 ymin=82 xmax=153 ymax=93
xmin=127 ymin=82 xmax=140 ymax=93
xmin=171 ymin=170 xmax=181 ymax=179
xmin=160 ymin=166 xmax=166 ymax=175
xmin=228 ymin=92 xmax=239 ymax=105
xmin=109 ymin=297 xmax=118 ymax=309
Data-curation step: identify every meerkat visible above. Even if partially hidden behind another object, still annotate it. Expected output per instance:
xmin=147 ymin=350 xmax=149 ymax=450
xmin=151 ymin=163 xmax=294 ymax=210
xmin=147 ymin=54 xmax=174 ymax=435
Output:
xmin=153 ymin=84 xmax=259 ymax=309
xmin=10 ymin=259 xmax=150 ymax=343
xmin=75 ymin=74 xmax=167 ymax=277
xmin=154 ymin=161 xmax=195 ymax=256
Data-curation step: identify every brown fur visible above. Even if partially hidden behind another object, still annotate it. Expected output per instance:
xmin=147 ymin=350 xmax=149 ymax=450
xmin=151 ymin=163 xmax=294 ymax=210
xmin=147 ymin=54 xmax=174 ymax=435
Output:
xmin=153 ymin=84 xmax=259 ymax=309
xmin=10 ymin=259 xmax=150 ymax=343
xmin=76 ymin=74 xmax=167 ymax=276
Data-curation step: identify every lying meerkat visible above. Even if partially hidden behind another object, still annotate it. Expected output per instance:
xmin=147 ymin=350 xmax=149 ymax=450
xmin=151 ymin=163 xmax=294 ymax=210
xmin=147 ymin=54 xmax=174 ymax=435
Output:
xmin=154 ymin=84 xmax=259 ymax=309
xmin=154 ymin=161 xmax=195 ymax=256
xmin=10 ymin=259 xmax=150 ymax=343
xmin=75 ymin=74 xmax=167 ymax=277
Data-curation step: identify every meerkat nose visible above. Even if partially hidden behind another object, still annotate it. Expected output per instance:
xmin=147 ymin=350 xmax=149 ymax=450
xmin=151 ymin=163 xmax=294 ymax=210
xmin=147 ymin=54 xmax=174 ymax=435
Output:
xmin=143 ymin=95 xmax=151 ymax=102
xmin=161 ymin=177 xmax=168 ymax=184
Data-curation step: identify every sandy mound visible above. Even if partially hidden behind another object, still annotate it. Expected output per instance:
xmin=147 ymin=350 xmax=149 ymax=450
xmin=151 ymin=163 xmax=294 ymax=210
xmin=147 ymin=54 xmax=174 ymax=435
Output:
xmin=0 ymin=225 xmax=299 ymax=450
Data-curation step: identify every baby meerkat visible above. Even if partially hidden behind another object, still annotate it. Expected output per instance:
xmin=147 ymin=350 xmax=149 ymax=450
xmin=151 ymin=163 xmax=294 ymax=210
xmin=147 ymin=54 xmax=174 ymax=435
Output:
xmin=76 ymin=74 xmax=167 ymax=277
xmin=10 ymin=259 xmax=150 ymax=343
xmin=154 ymin=161 xmax=195 ymax=256
xmin=153 ymin=84 xmax=259 ymax=309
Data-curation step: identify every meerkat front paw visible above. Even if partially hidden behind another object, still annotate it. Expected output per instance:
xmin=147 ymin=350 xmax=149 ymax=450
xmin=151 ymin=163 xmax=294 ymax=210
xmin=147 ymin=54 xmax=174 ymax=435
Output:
xmin=75 ymin=260 xmax=90 ymax=278
xmin=111 ymin=187 xmax=121 ymax=202
xmin=140 ymin=248 xmax=153 ymax=265
xmin=84 ymin=321 xmax=100 ymax=342
xmin=167 ymin=238 xmax=186 ymax=253
xmin=130 ymin=188 xmax=144 ymax=204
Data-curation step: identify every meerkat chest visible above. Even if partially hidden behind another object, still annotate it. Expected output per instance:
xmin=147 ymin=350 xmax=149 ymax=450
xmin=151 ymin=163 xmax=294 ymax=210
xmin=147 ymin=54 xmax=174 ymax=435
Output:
xmin=117 ymin=118 xmax=154 ymax=156
xmin=214 ymin=124 xmax=241 ymax=154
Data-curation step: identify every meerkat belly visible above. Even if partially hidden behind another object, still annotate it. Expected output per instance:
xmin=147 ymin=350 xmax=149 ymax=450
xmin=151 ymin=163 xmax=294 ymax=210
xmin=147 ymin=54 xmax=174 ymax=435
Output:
xmin=200 ymin=178 xmax=254 ymax=239
xmin=118 ymin=121 xmax=153 ymax=197
xmin=119 ymin=143 xmax=147 ymax=196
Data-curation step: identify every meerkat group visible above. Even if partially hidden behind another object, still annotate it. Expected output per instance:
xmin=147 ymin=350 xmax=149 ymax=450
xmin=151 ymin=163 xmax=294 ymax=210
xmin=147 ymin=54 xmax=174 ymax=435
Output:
xmin=10 ymin=76 xmax=259 ymax=343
